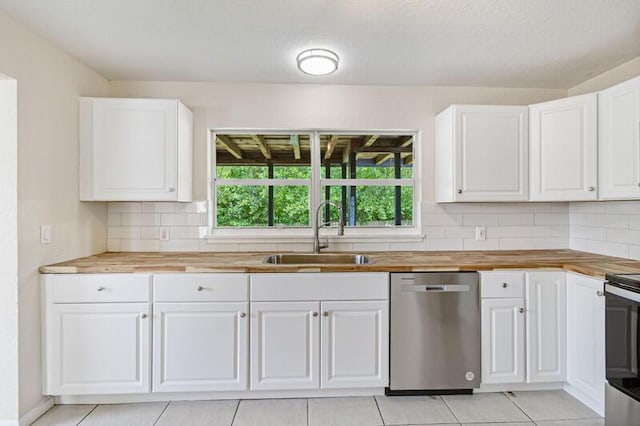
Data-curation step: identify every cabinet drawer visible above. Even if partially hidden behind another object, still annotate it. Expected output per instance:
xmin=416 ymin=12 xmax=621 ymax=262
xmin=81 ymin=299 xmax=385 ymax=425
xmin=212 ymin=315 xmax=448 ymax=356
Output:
xmin=48 ymin=274 xmax=151 ymax=303
xmin=153 ymin=274 xmax=248 ymax=302
xmin=250 ymin=273 xmax=388 ymax=301
xmin=480 ymin=272 xmax=525 ymax=298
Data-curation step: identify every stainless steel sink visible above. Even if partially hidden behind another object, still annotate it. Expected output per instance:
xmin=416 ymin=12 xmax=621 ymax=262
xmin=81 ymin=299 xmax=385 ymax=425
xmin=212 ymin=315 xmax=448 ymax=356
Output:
xmin=263 ymin=253 xmax=372 ymax=265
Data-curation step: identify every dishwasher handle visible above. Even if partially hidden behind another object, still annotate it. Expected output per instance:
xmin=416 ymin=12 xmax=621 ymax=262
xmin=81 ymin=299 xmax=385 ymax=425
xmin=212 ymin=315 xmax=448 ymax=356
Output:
xmin=402 ymin=284 xmax=470 ymax=293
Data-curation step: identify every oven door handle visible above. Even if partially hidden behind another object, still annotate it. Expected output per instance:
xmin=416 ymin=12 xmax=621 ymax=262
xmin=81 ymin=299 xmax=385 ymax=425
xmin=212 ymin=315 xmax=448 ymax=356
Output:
xmin=605 ymin=283 xmax=640 ymax=303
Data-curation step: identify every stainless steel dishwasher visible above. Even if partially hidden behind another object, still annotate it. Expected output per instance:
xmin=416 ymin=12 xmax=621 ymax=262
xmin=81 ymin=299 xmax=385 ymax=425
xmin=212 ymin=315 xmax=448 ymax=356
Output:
xmin=387 ymin=272 xmax=480 ymax=395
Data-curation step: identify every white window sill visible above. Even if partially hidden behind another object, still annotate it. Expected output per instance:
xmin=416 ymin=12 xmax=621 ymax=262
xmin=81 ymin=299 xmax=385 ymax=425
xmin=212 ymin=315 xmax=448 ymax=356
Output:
xmin=205 ymin=233 xmax=425 ymax=244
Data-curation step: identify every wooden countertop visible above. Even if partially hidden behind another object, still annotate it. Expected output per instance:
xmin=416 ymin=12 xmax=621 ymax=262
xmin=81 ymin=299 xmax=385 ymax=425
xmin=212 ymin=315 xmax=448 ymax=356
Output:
xmin=39 ymin=249 xmax=640 ymax=279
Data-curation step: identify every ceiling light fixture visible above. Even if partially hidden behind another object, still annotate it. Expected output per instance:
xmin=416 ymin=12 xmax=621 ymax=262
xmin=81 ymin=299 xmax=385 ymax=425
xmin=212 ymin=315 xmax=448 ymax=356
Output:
xmin=296 ymin=48 xmax=339 ymax=76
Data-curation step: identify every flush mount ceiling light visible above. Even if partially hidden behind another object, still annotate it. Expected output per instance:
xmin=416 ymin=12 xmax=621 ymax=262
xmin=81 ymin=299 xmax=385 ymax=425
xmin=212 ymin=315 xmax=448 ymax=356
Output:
xmin=296 ymin=48 xmax=339 ymax=76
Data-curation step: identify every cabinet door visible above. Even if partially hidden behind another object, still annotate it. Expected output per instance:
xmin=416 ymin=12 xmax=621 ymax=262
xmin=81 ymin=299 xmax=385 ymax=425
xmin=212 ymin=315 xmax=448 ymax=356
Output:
xmin=526 ymin=272 xmax=566 ymax=383
xmin=566 ymin=273 xmax=606 ymax=415
xmin=250 ymin=301 xmax=320 ymax=390
xmin=599 ymin=77 xmax=640 ymax=200
xmin=83 ymin=98 xmax=178 ymax=201
xmin=47 ymin=303 xmax=150 ymax=395
xmin=152 ymin=302 xmax=248 ymax=392
xmin=454 ymin=106 xmax=528 ymax=201
xmin=529 ymin=94 xmax=598 ymax=201
xmin=320 ymin=301 xmax=388 ymax=389
xmin=481 ymin=298 xmax=525 ymax=384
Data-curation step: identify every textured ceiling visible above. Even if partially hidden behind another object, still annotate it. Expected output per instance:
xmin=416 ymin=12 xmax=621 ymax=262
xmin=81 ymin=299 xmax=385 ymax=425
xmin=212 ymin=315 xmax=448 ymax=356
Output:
xmin=0 ymin=0 xmax=639 ymax=88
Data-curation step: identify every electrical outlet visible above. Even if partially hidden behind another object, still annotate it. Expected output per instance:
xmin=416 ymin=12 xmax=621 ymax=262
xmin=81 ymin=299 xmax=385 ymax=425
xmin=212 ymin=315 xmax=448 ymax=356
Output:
xmin=475 ymin=226 xmax=486 ymax=241
xmin=40 ymin=225 xmax=52 ymax=244
xmin=159 ymin=227 xmax=170 ymax=241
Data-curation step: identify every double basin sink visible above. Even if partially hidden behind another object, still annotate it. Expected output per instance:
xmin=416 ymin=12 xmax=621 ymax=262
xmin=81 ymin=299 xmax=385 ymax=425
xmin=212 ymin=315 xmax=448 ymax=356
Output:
xmin=263 ymin=253 xmax=372 ymax=265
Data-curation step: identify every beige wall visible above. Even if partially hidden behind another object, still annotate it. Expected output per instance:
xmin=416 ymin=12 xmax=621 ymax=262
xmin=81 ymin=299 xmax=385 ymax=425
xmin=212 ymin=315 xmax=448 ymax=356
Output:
xmin=0 ymin=74 xmax=18 ymax=423
xmin=109 ymin=81 xmax=566 ymax=201
xmin=0 ymin=9 xmax=108 ymax=420
xmin=569 ymin=55 xmax=640 ymax=96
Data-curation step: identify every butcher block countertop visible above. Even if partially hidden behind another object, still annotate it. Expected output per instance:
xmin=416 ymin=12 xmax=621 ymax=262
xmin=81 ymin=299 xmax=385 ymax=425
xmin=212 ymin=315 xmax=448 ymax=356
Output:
xmin=39 ymin=249 xmax=640 ymax=279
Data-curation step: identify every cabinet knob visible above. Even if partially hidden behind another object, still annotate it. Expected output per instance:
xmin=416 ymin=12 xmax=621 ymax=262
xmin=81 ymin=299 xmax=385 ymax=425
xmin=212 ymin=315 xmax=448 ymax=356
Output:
xmin=323 ymin=311 xmax=330 ymax=317
xmin=239 ymin=312 xmax=246 ymax=318
xmin=312 ymin=312 xmax=319 ymax=317
xmin=168 ymin=187 xmax=176 ymax=192
xmin=97 ymin=286 xmax=105 ymax=292
xmin=140 ymin=313 xmax=148 ymax=319
xmin=637 ymin=182 xmax=640 ymax=187
xmin=197 ymin=286 xmax=204 ymax=292
xmin=596 ymin=290 xmax=604 ymax=297
xmin=457 ymin=189 xmax=462 ymax=194
xmin=587 ymin=186 xmax=595 ymax=192
xmin=519 ymin=307 xmax=524 ymax=314
xmin=502 ymin=283 xmax=508 ymax=288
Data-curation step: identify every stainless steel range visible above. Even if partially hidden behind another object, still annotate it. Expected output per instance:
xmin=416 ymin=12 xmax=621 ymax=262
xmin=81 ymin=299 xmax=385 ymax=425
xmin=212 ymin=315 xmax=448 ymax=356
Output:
xmin=604 ymin=273 xmax=640 ymax=425
xmin=387 ymin=272 xmax=480 ymax=395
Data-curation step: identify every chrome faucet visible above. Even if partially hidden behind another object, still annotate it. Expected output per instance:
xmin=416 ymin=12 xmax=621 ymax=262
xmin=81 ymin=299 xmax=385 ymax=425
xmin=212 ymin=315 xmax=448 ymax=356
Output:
xmin=313 ymin=201 xmax=344 ymax=253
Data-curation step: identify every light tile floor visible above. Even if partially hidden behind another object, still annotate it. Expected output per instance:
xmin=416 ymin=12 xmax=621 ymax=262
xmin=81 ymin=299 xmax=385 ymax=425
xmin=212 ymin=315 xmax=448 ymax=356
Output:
xmin=31 ymin=391 xmax=603 ymax=426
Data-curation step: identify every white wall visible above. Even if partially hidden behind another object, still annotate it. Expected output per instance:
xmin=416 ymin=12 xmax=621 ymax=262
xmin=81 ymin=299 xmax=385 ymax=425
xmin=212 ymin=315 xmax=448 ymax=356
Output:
xmin=568 ymin=55 xmax=640 ymax=96
xmin=0 ymin=9 xmax=109 ymax=420
xmin=0 ymin=73 xmax=18 ymax=424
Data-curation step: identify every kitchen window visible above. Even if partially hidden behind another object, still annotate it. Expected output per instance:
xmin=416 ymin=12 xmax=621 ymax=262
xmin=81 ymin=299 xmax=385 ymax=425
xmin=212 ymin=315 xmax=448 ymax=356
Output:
xmin=208 ymin=130 xmax=420 ymax=239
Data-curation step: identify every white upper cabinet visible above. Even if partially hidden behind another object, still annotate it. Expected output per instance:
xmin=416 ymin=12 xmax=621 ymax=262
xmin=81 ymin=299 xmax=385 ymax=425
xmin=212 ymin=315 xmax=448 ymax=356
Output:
xmin=529 ymin=94 xmax=598 ymax=201
xmin=435 ymin=105 xmax=528 ymax=202
xmin=79 ymin=97 xmax=193 ymax=202
xmin=598 ymin=76 xmax=640 ymax=200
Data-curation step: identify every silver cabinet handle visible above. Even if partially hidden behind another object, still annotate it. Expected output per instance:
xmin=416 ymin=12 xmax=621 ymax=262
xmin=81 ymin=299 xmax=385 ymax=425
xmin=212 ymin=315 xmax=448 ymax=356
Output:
xmin=97 ymin=286 xmax=105 ymax=292
xmin=457 ymin=189 xmax=462 ymax=194
xmin=323 ymin=311 xmax=329 ymax=317
xmin=197 ymin=286 xmax=204 ymax=291
xmin=502 ymin=283 xmax=508 ymax=288
xmin=519 ymin=308 xmax=524 ymax=313
xmin=312 ymin=312 xmax=319 ymax=317
xmin=596 ymin=290 xmax=604 ymax=297
xmin=587 ymin=186 xmax=595 ymax=192
xmin=239 ymin=312 xmax=246 ymax=318
xmin=140 ymin=313 xmax=148 ymax=319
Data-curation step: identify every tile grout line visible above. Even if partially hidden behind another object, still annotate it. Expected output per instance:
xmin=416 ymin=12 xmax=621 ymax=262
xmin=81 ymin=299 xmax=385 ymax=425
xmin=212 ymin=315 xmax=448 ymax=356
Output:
xmin=76 ymin=404 xmax=99 ymax=426
xmin=504 ymin=391 xmax=536 ymax=424
xmin=230 ymin=399 xmax=241 ymax=426
xmin=372 ymin=395 xmax=385 ymax=425
xmin=439 ymin=395 xmax=462 ymax=425
xmin=306 ymin=398 xmax=309 ymax=426
xmin=152 ymin=401 xmax=171 ymax=426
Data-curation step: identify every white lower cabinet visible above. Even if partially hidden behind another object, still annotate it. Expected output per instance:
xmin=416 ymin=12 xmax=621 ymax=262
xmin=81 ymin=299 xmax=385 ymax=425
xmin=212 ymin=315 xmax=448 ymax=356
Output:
xmin=250 ymin=301 xmax=320 ymax=390
xmin=480 ymin=271 xmax=566 ymax=386
xmin=153 ymin=302 xmax=248 ymax=392
xmin=41 ymin=271 xmax=387 ymax=396
xmin=481 ymin=298 xmax=526 ymax=384
xmin=321 ymin=301 xmax=389 ymax=389
xmin=566 ymin=272 xmax=606 ymax=415
xmin=42 ymin=273 xmax=153 ymax=395
xmin=526 ymin=272 xmax=566 ymax=383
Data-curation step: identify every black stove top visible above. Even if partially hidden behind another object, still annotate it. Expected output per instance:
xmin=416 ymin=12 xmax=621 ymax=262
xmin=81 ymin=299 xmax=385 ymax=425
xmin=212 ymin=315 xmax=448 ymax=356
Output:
xmin=606 ymin=273 xmax=640 ymax=293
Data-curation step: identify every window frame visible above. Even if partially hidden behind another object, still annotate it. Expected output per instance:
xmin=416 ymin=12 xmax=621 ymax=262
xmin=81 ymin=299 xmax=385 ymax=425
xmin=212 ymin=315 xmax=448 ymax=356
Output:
xmin=207 ymin=129 xmax=422 ymax=241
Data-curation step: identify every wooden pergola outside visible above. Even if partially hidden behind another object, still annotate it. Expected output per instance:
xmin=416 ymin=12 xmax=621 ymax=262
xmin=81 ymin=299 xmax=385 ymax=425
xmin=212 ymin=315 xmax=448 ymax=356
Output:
xmin=215 ymin=134 xmax=414 ymax=226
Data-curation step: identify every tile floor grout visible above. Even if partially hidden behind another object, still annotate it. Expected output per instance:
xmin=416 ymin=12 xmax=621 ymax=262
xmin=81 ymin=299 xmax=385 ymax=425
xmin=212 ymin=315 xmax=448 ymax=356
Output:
xmin=504 ymin=390 xmax=537 ymax=424
xmin=440 ymin=395 xmax=462 ymax=424
xmin=151 ymin=401 xmax=170 ymax=426
xmin=75 ymin=404 xmax=97 ymax=426
xmin=32 ymin=391 xmax=604 ymax=426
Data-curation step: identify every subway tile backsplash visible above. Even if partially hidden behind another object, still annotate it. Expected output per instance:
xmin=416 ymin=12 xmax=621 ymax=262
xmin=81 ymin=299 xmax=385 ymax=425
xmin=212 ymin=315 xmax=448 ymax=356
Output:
xmin=107 ymin=201 xmax=572 ymax=253
xmin=570 ymin=201 xmax=640 ymax=260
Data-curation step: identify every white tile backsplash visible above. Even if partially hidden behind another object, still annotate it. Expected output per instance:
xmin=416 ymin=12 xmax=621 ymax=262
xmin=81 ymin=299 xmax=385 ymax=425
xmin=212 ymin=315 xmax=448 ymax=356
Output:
xmin=569 ymin=201 xmax=640 ymax=260
xmin=111 ymin=200 xmax=640 ymax=256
